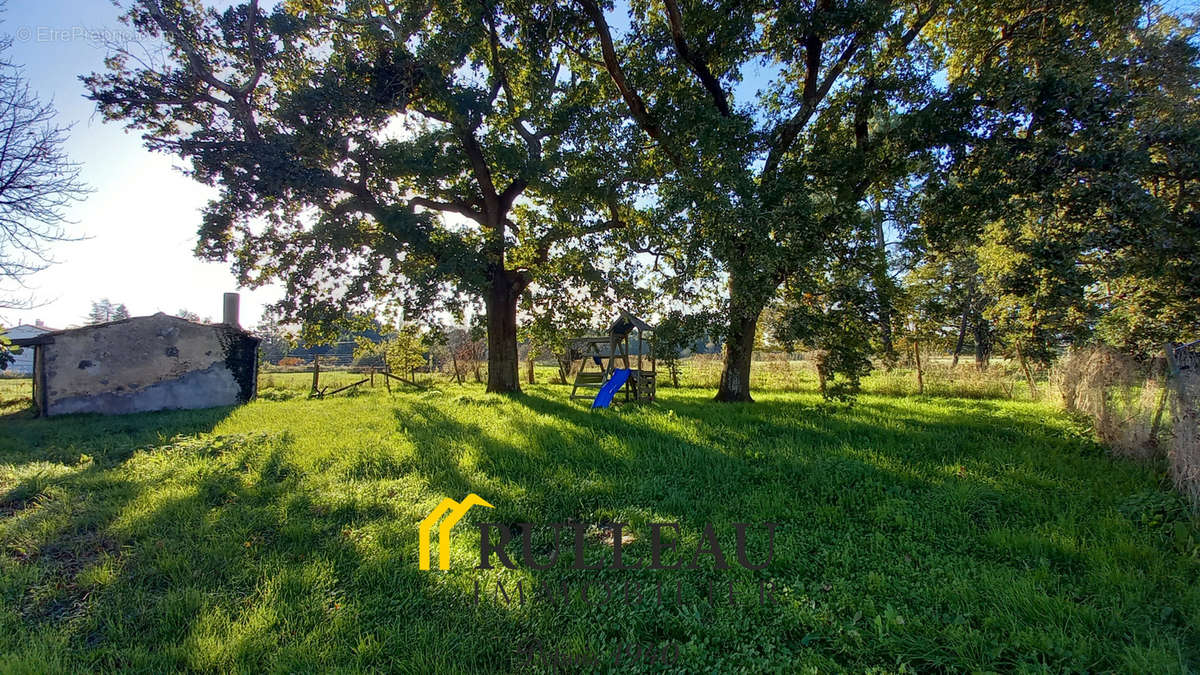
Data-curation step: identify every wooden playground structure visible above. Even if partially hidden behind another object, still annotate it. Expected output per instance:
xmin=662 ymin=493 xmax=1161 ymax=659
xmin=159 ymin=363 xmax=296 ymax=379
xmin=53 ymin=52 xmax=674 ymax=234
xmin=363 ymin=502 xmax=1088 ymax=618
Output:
xmin=570 ymin=310 xmax=658 ymax=406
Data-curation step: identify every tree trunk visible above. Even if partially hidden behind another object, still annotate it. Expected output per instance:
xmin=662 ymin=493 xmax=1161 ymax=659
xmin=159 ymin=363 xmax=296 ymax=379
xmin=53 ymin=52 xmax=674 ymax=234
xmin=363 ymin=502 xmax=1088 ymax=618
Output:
xmin=450 ymin=348 xmax=463 ymax=385
xmin=952 ymin=305 xmax=969 ymax=368
xmin=974 ymin=318 xmax=991 ymax=371
xmin=485 ymin=267 xmax=523 ymax=394
xmin=913 ymin=339 xmax=924 ymax=395
xmin=526 ymin=349 xmax=536 ymax=385
xmin=310 ymin=354 xmax=320 ymax=397
xmin=556 ymin=352 xmax=571 ymax=384
xmin=715 ymin=311 xmax=759 ymax=402
xmin=1015 ymin=343 xmax=1039 ymax=399
xmin=872 ymin=211 xmax=898 ymax=370
xmin=878 ymin=307 xmax=897 ymax=371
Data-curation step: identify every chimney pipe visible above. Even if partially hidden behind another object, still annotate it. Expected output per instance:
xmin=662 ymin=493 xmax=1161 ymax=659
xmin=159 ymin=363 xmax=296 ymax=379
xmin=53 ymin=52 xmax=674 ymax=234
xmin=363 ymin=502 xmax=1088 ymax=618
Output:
xmin=222 ymin=292 xmax=240 ymax=327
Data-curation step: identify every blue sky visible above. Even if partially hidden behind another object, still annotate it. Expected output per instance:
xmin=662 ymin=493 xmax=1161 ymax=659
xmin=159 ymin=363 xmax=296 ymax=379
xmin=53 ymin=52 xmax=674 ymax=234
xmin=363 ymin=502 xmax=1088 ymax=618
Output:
xmin=3 ymin=0 xmax=277 ymax=329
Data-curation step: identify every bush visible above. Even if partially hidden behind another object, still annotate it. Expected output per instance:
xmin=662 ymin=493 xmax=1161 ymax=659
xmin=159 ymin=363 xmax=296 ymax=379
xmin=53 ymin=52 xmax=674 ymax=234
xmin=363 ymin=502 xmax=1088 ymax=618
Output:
xmin=1052 ymin=346 xmax=1165 ymax=460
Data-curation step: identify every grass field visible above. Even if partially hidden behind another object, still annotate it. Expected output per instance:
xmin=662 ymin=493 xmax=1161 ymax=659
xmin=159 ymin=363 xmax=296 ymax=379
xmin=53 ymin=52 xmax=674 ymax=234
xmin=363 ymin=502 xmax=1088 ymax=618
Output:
xmin=1 ymin=376 xmax=1198 ymax=672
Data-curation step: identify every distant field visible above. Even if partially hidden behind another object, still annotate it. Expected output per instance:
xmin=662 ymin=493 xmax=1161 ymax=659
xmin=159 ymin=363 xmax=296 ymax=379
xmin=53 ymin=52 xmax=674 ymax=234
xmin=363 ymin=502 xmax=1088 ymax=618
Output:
xmin=1 ymin=354 xmax=1036 ymax=416
xmin=1 ymin=381 xmax=1196 ymax=672
xmin=257 ymin=354 xmax=1038 ymax=401
xmin=0 ymin=377 xmax=30 ymax=416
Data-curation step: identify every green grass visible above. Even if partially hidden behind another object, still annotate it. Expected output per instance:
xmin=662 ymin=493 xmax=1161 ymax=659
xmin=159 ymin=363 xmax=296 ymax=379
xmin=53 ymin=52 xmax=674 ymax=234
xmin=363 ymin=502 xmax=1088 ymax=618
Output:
xmin=0 ymin=377 xmax=31 ymax=416
xmin=0 ymin=381 xmax=1197 ymax=672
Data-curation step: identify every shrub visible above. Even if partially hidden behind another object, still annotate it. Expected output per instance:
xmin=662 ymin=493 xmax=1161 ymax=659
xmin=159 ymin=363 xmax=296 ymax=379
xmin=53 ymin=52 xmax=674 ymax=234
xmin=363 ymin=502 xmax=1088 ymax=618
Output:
xmin=1052 ymin=346 xmax=1165 ymax=460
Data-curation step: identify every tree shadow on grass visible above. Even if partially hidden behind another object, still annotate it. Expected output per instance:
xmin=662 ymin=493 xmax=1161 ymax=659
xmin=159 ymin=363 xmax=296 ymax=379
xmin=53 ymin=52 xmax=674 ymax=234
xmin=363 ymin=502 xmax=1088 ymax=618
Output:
xmin=384 ymin=388 xmax=1200 ymax=671
xmin=0 ymin=405 xmax=237 ymax=468
xmin=0 ymin=429 xmax=534 ymax=673
xmin=2 ymin=389 xmax=1195 ymax=672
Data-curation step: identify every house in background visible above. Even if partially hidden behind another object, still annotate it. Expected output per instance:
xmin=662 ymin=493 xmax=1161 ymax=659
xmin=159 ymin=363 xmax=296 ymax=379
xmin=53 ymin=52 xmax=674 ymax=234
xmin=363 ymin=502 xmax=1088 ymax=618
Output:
xmin=10 ymin=294 xmax=259 ymax=417
xmin=2 ymin=321 xmax=55 ymax=375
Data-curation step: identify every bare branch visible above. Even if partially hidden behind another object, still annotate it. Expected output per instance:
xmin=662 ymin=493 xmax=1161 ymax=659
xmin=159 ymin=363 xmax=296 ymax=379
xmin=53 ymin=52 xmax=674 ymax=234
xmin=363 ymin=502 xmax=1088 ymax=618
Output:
xmin=0 ymin=61 xmax=89 ymax=300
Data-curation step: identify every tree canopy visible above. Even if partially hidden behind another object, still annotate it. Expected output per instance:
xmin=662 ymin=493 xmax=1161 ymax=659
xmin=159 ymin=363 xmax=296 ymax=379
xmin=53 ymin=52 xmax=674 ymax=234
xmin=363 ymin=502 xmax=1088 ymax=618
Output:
xmin=86 ymin=0 xmax=1200 ymax=402
xmin=88 ymin=0 xmax=642 ymax=393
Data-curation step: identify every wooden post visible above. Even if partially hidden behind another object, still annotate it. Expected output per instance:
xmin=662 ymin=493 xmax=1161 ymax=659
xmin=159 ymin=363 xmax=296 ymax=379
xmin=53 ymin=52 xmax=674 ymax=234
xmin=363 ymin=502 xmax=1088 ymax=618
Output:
xmin=628 ymin=331 xmax=638 ymax=398
xmin=913 ymin=339 xmax=924 ymax=395
xmin=1015 ymin=343 xmax=1039 ymax=399
xmin=370 ymin=368 xmax=376 ymax=388
xmin=1150 ymin=348 xmax=1171 ymax=446
xmin=30 ymin=345 xmax=40 ymax=417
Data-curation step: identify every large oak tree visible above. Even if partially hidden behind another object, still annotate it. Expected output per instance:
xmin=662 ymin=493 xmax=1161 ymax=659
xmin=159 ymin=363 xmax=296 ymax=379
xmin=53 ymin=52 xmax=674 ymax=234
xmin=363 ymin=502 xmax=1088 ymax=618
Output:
xmin=572 ymin=0 xmax=961 ymax=401
xmin=87 ymin=0 xmax=635 ymax=393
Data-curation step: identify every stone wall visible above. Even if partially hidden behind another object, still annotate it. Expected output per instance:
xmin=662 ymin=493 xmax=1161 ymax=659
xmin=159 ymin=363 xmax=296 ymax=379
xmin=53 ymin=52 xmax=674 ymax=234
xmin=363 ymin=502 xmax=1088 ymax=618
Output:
xmin=39 ymin=313 xmax=258 ymax=416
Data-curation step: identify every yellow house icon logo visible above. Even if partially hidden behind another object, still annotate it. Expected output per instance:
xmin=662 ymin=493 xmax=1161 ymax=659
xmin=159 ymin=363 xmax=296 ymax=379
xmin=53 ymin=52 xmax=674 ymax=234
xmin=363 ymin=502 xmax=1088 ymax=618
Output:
xmin=418 ymin=494 xmax=493 ymax=570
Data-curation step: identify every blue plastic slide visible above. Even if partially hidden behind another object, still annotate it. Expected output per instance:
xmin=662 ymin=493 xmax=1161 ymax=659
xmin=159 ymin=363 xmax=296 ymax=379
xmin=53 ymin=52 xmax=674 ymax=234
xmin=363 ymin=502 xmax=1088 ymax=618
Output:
xmin=592 ymin=369 xmax=632 ymax=409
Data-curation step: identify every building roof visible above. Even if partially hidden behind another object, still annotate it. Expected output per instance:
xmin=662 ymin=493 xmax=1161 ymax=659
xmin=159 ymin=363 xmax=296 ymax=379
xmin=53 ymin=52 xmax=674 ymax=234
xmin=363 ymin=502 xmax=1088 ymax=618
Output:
xmin=4 ymin=324 xmax=56 ymax=334
xmin=6 ymin=312 xmax=248 ymax=347
xmin=611 ymin=308 xmax=655 ymax=335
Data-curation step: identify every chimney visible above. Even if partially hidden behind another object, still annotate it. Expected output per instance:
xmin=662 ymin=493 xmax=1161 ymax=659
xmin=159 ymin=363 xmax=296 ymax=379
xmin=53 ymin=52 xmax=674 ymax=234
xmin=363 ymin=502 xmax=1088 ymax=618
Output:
xmin=222 ymin=292 xmax=241 ymax=327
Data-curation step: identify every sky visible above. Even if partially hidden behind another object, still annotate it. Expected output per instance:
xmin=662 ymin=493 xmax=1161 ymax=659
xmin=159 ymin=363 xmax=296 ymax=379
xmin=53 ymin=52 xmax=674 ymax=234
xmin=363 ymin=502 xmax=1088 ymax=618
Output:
xmin=2 ymin=0 xmax=277 ymax=330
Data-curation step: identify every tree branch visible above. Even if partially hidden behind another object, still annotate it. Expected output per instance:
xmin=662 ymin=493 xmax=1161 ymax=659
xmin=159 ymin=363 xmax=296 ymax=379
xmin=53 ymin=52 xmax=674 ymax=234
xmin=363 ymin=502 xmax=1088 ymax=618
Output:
xmin=576 ymin=0 xmax=684 ymax=169
xmin=763 ymin=0 xmax=942 ymax=181
xmin=662 ymin=0 xmax=730 ymax=116
xmin=409 ymin=196 xmax=485 ymax=223
xmin=533 ymin=193 xmax=628 ymax=263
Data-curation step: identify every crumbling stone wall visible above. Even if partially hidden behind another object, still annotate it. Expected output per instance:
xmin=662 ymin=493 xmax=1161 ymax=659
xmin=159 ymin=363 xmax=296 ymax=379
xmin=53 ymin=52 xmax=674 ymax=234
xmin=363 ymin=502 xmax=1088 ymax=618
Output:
xmin=39 ymin=313 xmax=258 ymax=416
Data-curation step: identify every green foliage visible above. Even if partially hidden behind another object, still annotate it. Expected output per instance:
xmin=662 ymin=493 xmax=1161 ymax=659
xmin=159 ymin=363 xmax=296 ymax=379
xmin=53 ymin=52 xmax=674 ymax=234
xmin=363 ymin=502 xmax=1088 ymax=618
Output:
xmin=899 ymin=244 xmax=994 ymax=365
xmin=85 ymin=0 xmax=642 ymax=392
xmin=519 ymin=280 xmax=603 ymax=384
xmin=1120 ymin=489 xmax=1192 ymax=532
xmin=253 ymin=320 xmax=296 ymax=365
xmin=922 ymin=6 xmax=1200 ymax=362
xmin=0 ymin=329 xmax=13 ymax=371
xmin=353 ymin=326 xmax=426 ymax=375
xmin=571 ymin=0 xmax=970 ymax=400
xmin=651 ymin=310 xmax=709 ymax=387
xmin=771 ymin=234 xmax=879 ymax=400
xmin=82 ymin=0 xmax=1200 ymax=399
xmin=773 ymin=287 xmax=875 ymax=401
